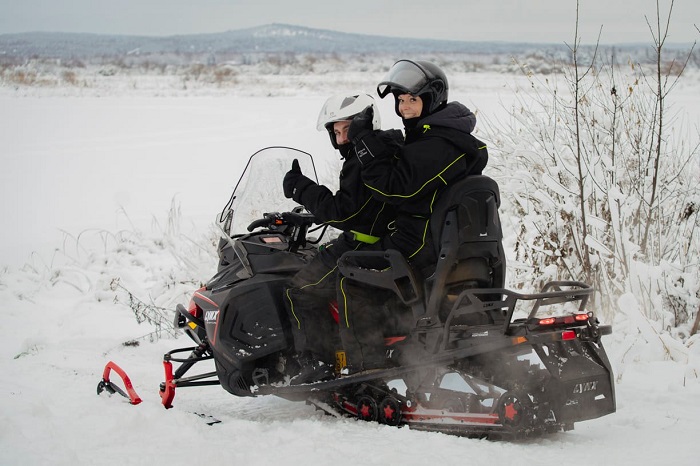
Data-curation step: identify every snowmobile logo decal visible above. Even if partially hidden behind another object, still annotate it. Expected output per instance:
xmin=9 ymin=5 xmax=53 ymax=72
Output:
xmin=573 ymin=381 xmax=598 ymax=394
xmin=205 ymin=310 xmax=219 ymax=322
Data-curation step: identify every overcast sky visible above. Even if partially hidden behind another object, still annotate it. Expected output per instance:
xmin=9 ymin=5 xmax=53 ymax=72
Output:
xmin=0 ymin=0 xmax=697 ymax=44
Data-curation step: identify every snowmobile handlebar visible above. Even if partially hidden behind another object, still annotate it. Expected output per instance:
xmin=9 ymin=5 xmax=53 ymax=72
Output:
xmin=246 ymin=211 xmax=316 ymax=232
xmin=246 ymin=210 xmax=318 ymax=252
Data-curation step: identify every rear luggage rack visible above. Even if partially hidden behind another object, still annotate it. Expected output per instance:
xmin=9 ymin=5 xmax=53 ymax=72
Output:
xmin=442 ymin=281 xmax=598 ymax=340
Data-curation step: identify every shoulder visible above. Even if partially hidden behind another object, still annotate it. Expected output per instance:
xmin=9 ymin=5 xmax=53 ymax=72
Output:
xmin=429 ymin=102 xmax=473 ymax=122
xmin=421 ymin=102 xmax=476 ymax=135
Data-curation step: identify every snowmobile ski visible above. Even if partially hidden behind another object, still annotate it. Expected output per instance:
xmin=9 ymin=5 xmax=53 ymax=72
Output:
xmin=97 ymin=361 xmax=142 ymax=405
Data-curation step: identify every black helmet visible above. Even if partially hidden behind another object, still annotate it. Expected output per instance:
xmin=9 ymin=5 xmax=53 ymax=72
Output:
xmin=376 ymin=60 xmax=448 ymax=116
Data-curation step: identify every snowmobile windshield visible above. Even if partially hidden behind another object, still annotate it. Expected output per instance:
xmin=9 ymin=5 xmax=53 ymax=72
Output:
xmin=217 ymin=146 xmax=318 ymax=237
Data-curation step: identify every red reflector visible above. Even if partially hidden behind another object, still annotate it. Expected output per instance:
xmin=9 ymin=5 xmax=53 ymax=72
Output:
xmin=539 ymin=317 xmax=556 ymax=325
xmin=188 ymin=288 xmax=206 ymax=319
xmin=384 ymin=336 xmax=407 ymax=345
xmin=562 ymin=330 xmax=577 ymax=340
xmin=188 ymin=299 xmax=202 ymax=318
xmin=575 ymin=314 xmax=589 ymax=321
xmin=328 ymin=300 xmax=339 ymax=324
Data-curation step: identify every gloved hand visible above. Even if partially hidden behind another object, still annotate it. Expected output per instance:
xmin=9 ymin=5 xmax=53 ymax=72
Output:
xmin=283 ymin=159 xmax=314 ymax=202
xmin=355 ymin=129 xmax=395 ymax=165
xmin=283 ymin=159 xmax=302 ymax=198
xmin=348 ymin=107 xmax=374 ymax=145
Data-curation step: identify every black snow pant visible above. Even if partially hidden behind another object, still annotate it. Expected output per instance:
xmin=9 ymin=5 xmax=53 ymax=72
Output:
xmin=284 ymin=232 xmax=360 ymax=366
xmin=337 ymin=275 xmax=395 ymax=371
xmin=337 ymin=236 xmax=436 ymax=372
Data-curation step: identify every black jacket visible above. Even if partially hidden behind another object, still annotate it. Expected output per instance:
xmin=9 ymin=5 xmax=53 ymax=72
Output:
xmin=359 ymin=102 xmax=488 ymax=265
xmin=292 ymin=130 xmax=404 ymax=240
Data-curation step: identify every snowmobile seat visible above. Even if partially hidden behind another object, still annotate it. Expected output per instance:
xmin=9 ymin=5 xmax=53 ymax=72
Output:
xmin=424 ymin=175 xmax=506 ymax=324
xmin=338 ymin=175 xmax=506 ymax=331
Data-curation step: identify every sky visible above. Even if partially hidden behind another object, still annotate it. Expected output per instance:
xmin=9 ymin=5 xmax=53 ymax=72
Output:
xmin=0 ymin=0 xmax=697 ymax=44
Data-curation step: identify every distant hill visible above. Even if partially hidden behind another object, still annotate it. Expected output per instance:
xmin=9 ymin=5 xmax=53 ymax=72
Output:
xmin=0 ymin=23 xmax=575 ymax=59
xmin=1 ymin=23 xmax=692 ymax=69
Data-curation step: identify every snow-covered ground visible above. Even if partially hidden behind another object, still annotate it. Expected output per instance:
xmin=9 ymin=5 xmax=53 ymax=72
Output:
xmin=1 ymin=70 xmax=699 ymax=465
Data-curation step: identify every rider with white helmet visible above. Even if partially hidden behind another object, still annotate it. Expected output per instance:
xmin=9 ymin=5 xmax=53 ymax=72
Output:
xmin=282 ymin=93 xmax=403 ymax=384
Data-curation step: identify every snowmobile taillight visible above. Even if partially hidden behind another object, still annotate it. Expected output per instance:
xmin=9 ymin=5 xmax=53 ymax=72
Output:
xmin=561 ymin=330 xmax=577 ymax=340
xmin=535 ymin=313 xmax=590 ymax=327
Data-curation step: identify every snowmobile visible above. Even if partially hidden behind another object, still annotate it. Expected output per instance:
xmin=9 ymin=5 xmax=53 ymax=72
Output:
xmin=105 ymin=146 xmax=616 ymax=438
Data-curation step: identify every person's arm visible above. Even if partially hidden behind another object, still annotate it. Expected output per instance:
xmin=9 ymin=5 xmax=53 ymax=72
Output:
xmin=360 ymin=136 xmax=460 ymax=204
xmin=295 ymin=160 xmax=373 ymax=228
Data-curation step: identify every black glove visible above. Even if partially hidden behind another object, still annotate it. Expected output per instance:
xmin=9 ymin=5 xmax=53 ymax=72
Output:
xmin=348 ymin=107 xmax=374 ymax=145
xmin=283 ymin=159 xmax=302 ymax=199
xmin=283 ymin=159 xmax=315 ymax=202
xmin=354 ymin=131 xmax=389 ymax=165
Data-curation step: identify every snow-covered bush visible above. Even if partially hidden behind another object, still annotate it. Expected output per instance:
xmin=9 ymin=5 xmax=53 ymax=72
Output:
xmin=486 ymin=21 xmax=699 ymax=334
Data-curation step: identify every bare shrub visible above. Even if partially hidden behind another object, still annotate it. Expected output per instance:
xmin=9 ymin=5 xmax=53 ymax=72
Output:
xmin=61 ymin=70 xmax=79 ymax=85
xmin=486 ymin=0 xmax=699 ymax=332
xmin=213 ymin=66 xmax=237 ymax=86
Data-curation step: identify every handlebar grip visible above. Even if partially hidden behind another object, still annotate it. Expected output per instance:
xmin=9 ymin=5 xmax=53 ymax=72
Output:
xmin=283 ymin=211 xmax=316 ymax=226
xmin=247 ymin=218 xmax=270 ymax=231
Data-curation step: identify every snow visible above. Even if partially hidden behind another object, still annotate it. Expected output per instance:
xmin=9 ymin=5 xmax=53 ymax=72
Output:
xmin=1 ymin=70 xmax=699 ymax=466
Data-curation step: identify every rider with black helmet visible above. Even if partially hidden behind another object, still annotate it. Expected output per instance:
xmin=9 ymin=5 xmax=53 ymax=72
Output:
xmin=281 ymin=93 xmax=402 ymax=384
xmin=338 ymin=60 xmax=489 ymax=375
xmin=377 ymin=59 xmax=451 ymax=117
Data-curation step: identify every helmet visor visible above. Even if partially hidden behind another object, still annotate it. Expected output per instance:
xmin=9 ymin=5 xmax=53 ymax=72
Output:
xmin=377 ymin=60 xmax=430 ymax=98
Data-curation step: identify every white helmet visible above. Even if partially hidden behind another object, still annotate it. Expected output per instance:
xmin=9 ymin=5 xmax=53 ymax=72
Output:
xmin=317 ymin=93 xmax=381 ymax=148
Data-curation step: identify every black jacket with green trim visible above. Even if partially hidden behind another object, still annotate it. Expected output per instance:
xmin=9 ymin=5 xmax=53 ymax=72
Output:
xmin=359 ymin=102 xmax=488 ymax=264
xmin=292 ymin=130 xmax=404 ymax=239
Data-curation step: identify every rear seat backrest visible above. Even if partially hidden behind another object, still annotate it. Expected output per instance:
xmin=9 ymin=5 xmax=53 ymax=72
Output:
xmin=423 ymin=175 xmax=506 ymax=322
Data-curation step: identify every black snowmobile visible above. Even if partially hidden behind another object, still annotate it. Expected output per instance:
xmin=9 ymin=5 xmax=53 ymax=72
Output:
xmin=156 ymin=146 xmax=616 ymax=438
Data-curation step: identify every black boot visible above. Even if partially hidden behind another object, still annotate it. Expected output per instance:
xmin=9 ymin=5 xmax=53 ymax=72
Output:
xmin=290 ymin=353 xmax=334 ymax=385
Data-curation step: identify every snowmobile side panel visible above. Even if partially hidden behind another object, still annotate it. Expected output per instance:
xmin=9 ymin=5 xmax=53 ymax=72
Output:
xmin=215 ymin=274 xmax=292 ymax=357
xmin=209 ymin=274 xmax=294 ymax=396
